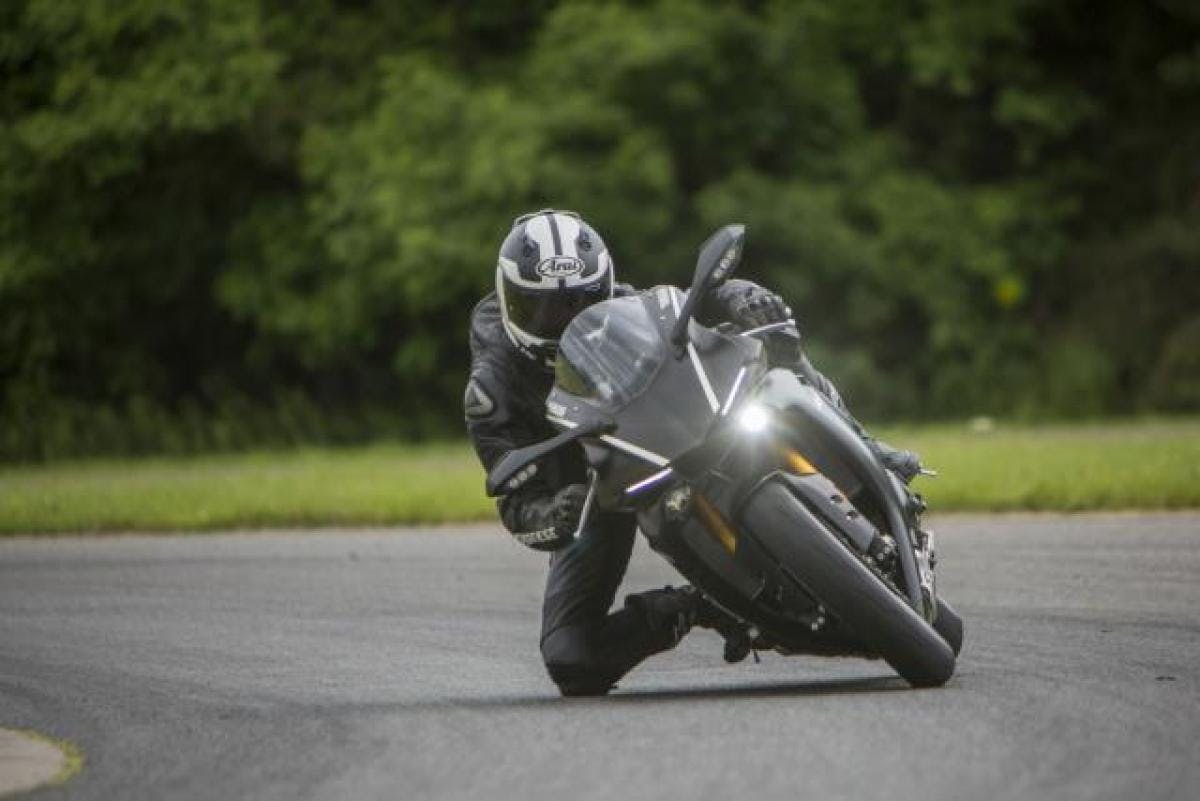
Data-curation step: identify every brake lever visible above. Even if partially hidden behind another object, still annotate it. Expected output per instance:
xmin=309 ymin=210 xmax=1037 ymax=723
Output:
xmin=737 ymin=319 xmax=798 ymax=339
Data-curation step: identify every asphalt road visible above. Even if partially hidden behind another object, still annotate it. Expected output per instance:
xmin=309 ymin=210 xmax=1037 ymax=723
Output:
xmin=2 ymin=514 xmax=1198 ymax=801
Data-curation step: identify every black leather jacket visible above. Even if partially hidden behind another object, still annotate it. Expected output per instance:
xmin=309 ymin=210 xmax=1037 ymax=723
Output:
xmin=463 ymin=280 xmax=849 ymax=540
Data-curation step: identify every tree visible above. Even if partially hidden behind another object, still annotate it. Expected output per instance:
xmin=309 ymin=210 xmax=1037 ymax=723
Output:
xmin=1 ymin=0 xmax=1197 ymax=459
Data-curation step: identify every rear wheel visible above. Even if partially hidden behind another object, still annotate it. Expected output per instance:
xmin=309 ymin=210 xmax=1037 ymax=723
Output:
xmin=740 ymin=481 xmax=956 ymax=687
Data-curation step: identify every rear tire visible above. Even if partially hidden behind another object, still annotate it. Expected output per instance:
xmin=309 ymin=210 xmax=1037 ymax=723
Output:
xmin=740 ymin=481 xmax=956 ymax=688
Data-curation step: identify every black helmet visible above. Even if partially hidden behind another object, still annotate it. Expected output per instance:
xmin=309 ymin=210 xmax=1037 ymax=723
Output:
xmin=496 ymin=209 xmax=614 ymax=366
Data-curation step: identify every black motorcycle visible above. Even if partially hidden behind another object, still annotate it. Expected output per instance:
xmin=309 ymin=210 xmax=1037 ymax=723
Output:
xmin=488 ymin=225 xmax=963 ymax=687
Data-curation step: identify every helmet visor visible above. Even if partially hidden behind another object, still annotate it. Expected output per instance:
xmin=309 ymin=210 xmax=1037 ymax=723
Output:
xmin=503 ymin=279 xmax=611 ymax=341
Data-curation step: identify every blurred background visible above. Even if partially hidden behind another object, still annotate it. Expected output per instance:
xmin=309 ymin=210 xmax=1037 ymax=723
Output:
xmin=2 ymin=0 xmax=1198 ymax=464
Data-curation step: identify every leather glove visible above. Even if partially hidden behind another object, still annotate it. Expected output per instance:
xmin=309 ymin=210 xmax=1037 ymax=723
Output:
xmin=729 ymin=287 xmax=791 ymax=330
xmin=873 ymin=440 xmax=923 ymax=484
xmin=512 ymin=483 xmax=589 ymax=552
xmin=551 ymin=483 xmax=589 ymax=535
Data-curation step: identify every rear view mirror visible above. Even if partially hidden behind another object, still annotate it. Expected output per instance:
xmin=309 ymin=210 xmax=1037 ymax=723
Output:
xmin=696 ymin=224 xmax=745 ymax=289
xmin=670 ymin=224 xmax=746 ymax=354
xmin=485 ymin=416 xmax=614 ymax=496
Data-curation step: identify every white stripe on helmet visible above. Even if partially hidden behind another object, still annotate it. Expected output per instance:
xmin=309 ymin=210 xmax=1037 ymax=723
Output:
xmin=524 ymin=215 xmax=556 ymax=260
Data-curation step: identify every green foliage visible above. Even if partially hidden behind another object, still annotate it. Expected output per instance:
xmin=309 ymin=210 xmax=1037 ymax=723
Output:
xmin=2 ymin=0 xmax=1198 ymax=460
xmin=1148 ymin=317 xmax=1200 ymax=411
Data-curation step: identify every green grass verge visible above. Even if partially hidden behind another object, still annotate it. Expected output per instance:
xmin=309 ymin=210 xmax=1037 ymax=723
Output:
xmin=0 ymin=443 xmax=495 ymax=534
xmin=879 ymin=418 xmax=1200 ymax=512
xmin=1 ymin=419 xmax=1197 ymax=534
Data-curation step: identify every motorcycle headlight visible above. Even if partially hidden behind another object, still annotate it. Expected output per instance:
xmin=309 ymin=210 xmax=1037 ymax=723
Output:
xmin=736 ymin=401 xmax=771 ymax=433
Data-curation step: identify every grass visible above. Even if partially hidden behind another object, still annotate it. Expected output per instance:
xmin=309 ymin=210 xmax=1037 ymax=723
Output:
xmin=880 ymin=418 xmax=1200 ymax=513
xmin=1 ymin=419 xmax=1197 ymax=534
xmin=0 ymin=442 xmax=495 ymax=535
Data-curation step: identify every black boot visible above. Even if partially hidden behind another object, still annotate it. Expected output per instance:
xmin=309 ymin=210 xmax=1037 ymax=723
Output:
xmin=627 ymin=585 xmax=757 ymax=664
xmin=623 ymin=586 xmax=700 ymax=650
xmin=683 ymin=587 xmax=755 ymax=664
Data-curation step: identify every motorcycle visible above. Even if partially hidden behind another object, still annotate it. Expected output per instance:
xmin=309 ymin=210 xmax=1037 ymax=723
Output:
xmin=487 ymin=224 xmax=963 ymax=687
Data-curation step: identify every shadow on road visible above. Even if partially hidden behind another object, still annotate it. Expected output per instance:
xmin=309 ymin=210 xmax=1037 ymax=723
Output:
xmin=602 ymin=674 xmax=906 ymax=704
xmin=360 ymin=674 xmax=908 ymax=714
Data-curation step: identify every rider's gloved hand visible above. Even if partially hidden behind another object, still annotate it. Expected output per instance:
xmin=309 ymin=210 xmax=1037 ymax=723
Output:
xmin=512 ymin=484 xmax=589 ymax=552
xmin=729 ymin=286 xmax=791 ymax=330
xmin=873 ymin=441 xmax=923 ymax=484
xmin=551 ymin=483 xmax=589 ymax=535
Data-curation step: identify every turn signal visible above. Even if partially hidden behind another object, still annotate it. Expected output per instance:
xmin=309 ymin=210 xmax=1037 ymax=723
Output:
xmin=783 ymin=448 xmax=818 ymax=475
xmin=694 ymin=494 xmax=738 ymax=555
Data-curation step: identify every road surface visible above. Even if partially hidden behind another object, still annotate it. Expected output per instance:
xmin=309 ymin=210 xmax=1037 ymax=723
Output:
xmin=1 ymin=514 xmax=1198 ymax=800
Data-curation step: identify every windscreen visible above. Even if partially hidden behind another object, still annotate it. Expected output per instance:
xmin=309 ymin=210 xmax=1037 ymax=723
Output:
xmin=555 ymin=296 xmax=665 ymax=410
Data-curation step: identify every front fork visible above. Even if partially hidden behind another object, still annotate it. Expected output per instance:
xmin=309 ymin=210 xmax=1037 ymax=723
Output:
xmin=884 ymin=469 xmax=938 ymax=616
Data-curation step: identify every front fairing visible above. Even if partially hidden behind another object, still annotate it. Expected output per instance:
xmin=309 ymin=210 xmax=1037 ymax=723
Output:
xmin=547 ymin=287 xmax=765 ymax=506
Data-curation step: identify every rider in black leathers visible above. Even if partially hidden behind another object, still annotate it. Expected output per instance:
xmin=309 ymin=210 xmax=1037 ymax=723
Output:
xmin=464 ymin=210 xmax=917 ymax=696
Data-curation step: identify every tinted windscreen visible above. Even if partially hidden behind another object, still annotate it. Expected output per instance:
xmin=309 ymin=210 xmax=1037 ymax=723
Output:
xmin=555 ymin=297 xmax=664 ymax=410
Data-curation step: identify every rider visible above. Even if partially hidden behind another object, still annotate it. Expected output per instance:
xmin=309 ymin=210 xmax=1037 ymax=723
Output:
xmin=464 ymin=209 xmax=918 ymax=696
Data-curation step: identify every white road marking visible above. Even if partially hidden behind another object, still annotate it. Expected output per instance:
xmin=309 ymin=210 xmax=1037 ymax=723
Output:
xmin=0 ymin=728 xmax=77 ymax=797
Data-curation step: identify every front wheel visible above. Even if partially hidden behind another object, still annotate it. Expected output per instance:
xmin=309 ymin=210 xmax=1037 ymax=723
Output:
xmin=740 ymin=481 xmax=956 ymax=687
xmin=934 ymin=598 xmax=964 ymax=657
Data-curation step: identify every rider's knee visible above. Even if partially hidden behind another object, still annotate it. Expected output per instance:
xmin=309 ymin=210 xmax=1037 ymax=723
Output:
xmin=541 ymin=626 xmax=614 ymax=697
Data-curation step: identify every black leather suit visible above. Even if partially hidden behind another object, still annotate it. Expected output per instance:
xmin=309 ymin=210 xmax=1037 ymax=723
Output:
xmin=464 ymin=280 xmax=850 ymax=695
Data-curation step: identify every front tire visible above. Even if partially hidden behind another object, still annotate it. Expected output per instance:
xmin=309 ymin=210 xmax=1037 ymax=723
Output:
xmin=934 ymin=598 xmax=964 ymax=657
xmin=740 ymin=481 xmax=956 ymax=687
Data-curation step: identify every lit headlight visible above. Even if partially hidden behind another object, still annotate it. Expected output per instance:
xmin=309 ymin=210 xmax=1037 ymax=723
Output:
xmin=736 ymin=402 xmax=771 ymax=433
